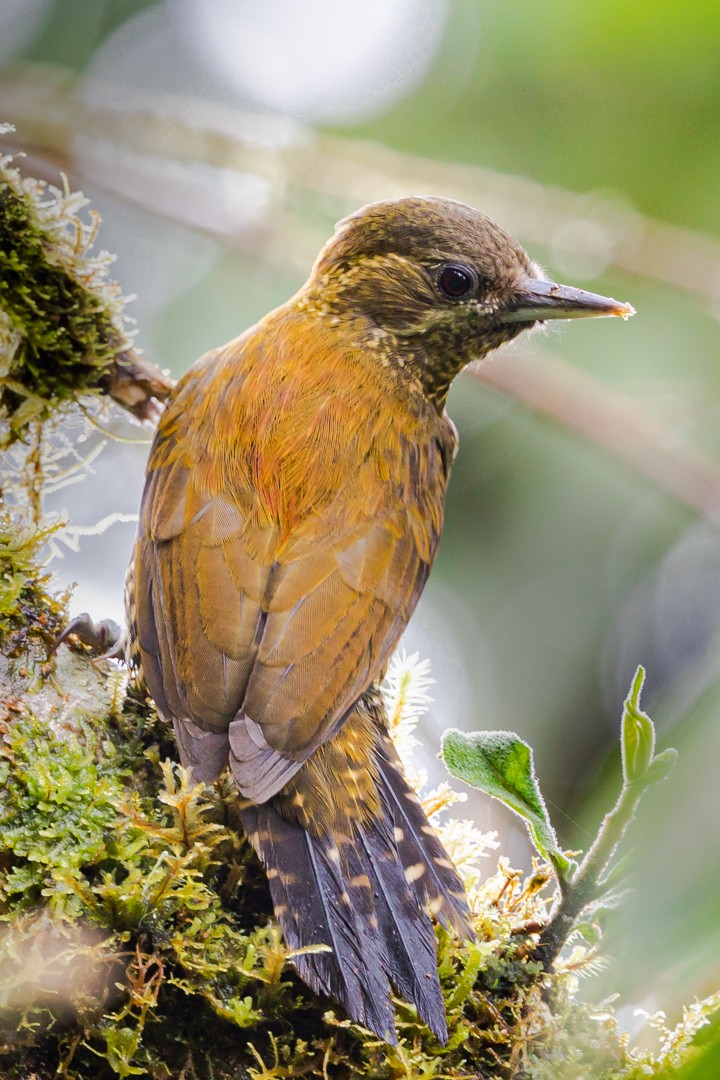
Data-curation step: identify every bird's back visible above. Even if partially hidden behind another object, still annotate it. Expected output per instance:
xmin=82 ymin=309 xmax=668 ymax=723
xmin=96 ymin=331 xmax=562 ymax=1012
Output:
xmin=130 ymin=302 xmax=457 ymax=801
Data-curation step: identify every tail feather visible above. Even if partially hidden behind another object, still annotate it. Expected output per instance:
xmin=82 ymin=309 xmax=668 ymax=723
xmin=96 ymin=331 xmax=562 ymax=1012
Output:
xmin=376 ymin=735 xmax=473 ymax=938
xmin=239 ymin=744 xmax=473 ymax=1043
xmin=355 ymin=821 xmax=449 ymax=1040
xmin=300 ymin=828 xmax=396 ymax=1033
xmin=240 ymin=801 xmax=397 ymax=1042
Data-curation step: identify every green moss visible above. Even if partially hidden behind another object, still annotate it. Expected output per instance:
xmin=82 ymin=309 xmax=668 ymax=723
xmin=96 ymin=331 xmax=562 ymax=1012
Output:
xmin=0 ymin=677 xmax=661 ymax=1080
xmin=0 ymin=151 xmax=132 ymax=442
xmin=0 ymin=511 xmax=66 ymax=658
xmin=1 ymin=634 xmax=718 ymax=1078
xmin=1 ymin=609 xmax=719 ymax=1077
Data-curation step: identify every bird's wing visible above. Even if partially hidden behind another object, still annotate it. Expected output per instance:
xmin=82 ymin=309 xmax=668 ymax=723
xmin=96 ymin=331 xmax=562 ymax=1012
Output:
xmin=231 ymin=505 xmax=434 ymax=801
xmin=135 ymin=401 xmax=450 ymax=804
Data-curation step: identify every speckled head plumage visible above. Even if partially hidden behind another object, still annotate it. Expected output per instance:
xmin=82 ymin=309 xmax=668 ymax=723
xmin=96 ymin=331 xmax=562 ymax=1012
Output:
xmin=315 ymin=196 xmax=535 ymax=281
xmin=308 ymin=195 xmax=633 ymax=405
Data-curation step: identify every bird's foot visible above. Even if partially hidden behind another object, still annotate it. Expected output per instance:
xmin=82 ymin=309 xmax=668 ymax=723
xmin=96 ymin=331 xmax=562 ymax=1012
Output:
xmin=52 ymin=612 xmax=125 ymax=660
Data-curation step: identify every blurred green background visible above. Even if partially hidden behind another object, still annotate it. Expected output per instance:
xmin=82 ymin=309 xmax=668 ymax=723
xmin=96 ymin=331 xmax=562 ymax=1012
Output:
xmin=2 ymin=0 xmax=720 ymax=1053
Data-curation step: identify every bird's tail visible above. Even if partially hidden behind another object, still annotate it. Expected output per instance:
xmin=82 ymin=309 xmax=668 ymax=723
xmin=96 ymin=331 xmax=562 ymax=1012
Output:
xmin=238 ymin=734 xmax=472 ymax=1044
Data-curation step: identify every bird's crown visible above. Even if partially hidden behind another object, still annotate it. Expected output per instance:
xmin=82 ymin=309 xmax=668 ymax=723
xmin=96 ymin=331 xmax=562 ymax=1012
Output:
xmin=314 ymin=196 xmax=536 ymax=291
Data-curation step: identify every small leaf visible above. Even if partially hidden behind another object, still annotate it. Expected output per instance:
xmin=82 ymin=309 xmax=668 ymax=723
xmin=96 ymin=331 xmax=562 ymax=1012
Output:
xmin=572 ymin=921 xmax=602 ymax=947
xmin=446 ymin=941 xmax=494 ymax=1010
xmin=207 ymin=993 xmax=263 ymax=1029
xmin=596 ymin=853 xmax=635 ymax=893
xmin=441 ymin=729 xmax=572 ymax=878
xmin=621 ymin=666 xmax=655 ymax=784
xmin=642 ymin=747 xmax=678 ymax=787
xmin=103 ymin=1026 xmax=145 ymax=1076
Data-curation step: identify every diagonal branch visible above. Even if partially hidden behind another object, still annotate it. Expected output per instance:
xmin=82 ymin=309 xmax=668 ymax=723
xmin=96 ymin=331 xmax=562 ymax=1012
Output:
xmin=466 ymin=350 xmax=720 ymax=521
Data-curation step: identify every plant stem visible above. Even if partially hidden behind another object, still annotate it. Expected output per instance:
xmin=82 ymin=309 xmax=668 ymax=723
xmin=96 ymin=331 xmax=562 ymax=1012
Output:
xmin=532 ymin=779 xmax=647 ymax=970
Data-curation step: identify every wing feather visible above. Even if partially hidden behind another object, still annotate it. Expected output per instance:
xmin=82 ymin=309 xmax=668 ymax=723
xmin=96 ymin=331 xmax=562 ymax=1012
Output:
xmin=133 ymin=352 xmax=454 ymax=800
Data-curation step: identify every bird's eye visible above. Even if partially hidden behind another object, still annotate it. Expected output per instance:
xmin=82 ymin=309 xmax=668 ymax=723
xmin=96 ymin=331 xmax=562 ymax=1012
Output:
xmin=436 ymin=263 xmax=478 ymax=300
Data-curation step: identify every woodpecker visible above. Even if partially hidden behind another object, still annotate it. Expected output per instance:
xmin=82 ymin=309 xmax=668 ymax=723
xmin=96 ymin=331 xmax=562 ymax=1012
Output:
xmin=126 ymin=196 xmax=633 ymax=1042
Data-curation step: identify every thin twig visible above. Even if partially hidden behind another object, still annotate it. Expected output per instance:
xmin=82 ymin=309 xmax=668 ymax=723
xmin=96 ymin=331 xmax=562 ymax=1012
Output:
xmin=532 ymin=780 xmax=642 ymax=970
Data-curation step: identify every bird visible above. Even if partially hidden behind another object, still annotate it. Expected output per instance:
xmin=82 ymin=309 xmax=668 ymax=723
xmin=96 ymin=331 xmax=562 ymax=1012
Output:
xmin=125 ymin=196 xmax=633 ymax=1043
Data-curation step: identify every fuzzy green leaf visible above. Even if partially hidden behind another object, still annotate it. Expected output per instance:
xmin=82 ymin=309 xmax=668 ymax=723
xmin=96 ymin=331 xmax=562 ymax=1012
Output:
xmin=642 ymin=747 xmax=678 ymax=786
xmin=441 ymin=729 xmax=572 ymax=877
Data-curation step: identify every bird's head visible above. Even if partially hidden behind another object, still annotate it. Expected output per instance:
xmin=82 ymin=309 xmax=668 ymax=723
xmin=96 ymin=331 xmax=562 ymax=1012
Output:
xmin=307 ymin=196 xmax=634 ymax=406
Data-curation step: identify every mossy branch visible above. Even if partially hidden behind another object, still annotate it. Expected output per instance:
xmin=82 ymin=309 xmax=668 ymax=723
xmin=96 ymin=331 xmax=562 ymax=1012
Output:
xmin=0 ymin=123 xmax=172 ymax=444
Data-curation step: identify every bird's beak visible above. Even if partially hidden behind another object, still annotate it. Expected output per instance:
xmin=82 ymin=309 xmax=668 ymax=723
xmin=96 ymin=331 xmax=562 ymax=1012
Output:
xmin=502 ymin=277 xmax=635 ymax=324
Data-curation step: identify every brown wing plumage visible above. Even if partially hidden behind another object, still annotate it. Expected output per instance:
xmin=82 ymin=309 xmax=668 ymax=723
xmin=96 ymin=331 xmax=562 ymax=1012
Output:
xmin=131 ymin=320 xmax=456 ymax=803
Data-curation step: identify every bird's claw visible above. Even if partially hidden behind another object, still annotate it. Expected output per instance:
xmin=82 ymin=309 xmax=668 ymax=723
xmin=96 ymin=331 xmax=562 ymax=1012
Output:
xmin=52 ymin=612 xmax=124 ymax=659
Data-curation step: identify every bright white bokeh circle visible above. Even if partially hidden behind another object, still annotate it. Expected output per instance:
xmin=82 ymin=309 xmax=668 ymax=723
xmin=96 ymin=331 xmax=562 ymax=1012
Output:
xmin=171 ymin=0 xmax=449 ymax=121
